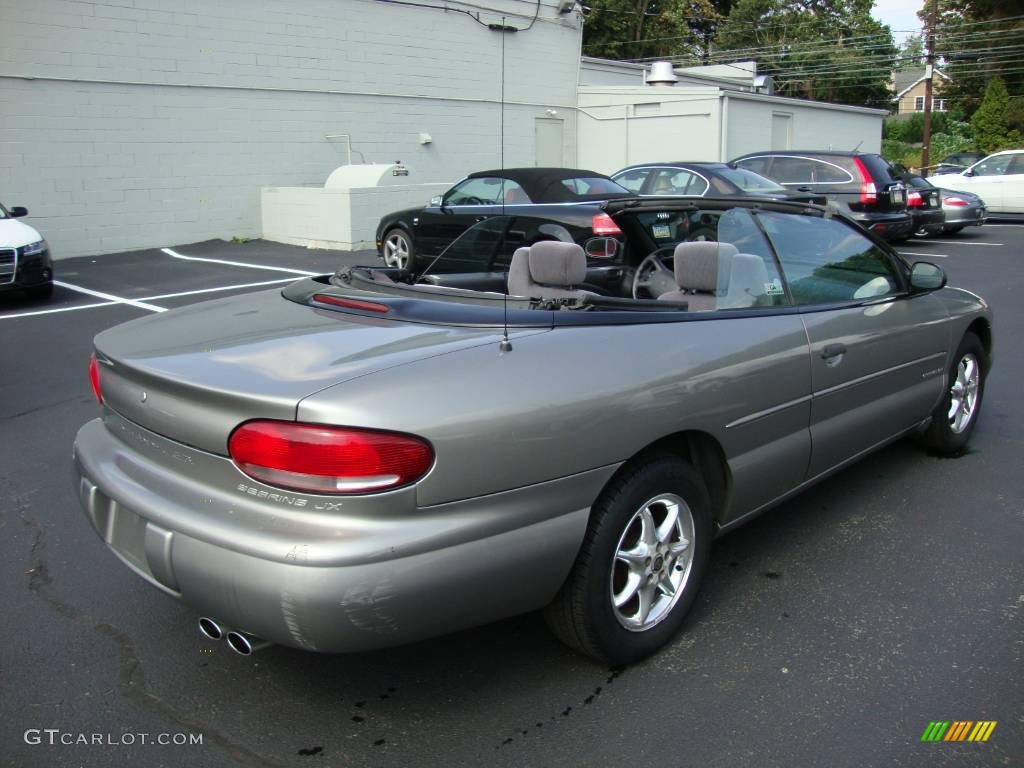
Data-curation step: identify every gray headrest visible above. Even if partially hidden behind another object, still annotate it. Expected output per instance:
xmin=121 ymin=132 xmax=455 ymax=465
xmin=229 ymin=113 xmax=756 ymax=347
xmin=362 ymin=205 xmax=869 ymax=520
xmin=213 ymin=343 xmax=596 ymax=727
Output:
xmin=673 ymin=241 xmax=737 ymax=291
xmin=529 ymin=241 xmax=587 ymax=287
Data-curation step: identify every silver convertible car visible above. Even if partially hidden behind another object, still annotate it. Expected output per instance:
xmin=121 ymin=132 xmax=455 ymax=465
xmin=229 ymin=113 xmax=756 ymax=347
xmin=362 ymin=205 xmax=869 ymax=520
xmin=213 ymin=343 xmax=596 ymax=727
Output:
xmin=73 ymin=198 xmax=992 ymax=664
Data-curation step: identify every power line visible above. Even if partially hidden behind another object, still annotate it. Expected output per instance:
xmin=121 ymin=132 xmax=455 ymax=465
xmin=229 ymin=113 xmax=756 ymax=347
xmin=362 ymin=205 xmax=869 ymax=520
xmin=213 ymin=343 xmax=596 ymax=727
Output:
xmin=586 ymin=14 xmax=1024 ymax=54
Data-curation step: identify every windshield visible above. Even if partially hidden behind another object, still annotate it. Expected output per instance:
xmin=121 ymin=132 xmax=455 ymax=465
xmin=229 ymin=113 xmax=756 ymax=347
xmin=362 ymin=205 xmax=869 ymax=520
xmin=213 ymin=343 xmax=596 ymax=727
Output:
xmin=0 ymin=204 xmax=7 ymax=219
xmin=717 ymin=167 xmax=786 ymax=192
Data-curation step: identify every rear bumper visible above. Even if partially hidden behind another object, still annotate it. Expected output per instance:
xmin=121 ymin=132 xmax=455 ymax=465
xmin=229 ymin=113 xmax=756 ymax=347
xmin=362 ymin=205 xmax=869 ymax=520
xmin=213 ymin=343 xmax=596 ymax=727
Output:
xmin=855 ymin=213 xmax=914 ymax=241
xmin=911 ymin=208 xmax=946 ymax=235
xmin=943 ymin=205 xmax=986 ymax=227
xmin=72 ymin=416 xmax=601 ymax=653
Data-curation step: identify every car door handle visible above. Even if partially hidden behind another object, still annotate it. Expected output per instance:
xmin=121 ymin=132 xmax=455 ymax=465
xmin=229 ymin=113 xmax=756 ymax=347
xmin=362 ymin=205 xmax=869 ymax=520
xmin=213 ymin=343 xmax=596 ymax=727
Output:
xmin=821 ymin=343 xmax=847 ymax=360
xmin=475 ymin=216 xmax=488 ymax=222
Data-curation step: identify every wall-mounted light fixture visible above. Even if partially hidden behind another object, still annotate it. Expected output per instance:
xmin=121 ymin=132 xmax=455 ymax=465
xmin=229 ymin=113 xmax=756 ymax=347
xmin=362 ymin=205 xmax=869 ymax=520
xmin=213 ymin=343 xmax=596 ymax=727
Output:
xmin=418 ymin=132 xmax=433 ymax=145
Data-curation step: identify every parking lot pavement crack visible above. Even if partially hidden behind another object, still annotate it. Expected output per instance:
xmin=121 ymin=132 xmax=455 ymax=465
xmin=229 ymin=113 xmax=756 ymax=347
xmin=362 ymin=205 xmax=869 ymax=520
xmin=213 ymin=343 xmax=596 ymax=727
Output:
xmin=18 ymin=509 xmax=286 ymax=768
xmin=2 ymin=396 xmax=88 ymax=422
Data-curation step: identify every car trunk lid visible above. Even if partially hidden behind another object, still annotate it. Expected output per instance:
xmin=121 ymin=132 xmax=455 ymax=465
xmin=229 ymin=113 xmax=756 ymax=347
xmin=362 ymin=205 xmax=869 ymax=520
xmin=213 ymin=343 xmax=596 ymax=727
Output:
xmin=94 ymin=286 xmax=511 ymax=455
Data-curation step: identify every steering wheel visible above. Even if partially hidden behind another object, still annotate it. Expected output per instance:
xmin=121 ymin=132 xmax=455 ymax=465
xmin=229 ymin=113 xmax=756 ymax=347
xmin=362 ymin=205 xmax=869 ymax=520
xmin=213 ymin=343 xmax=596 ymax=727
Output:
xmin=632 ymin=245 xmax=678 ymax=299
xmin=685 ymin=227 xmax=718 ymax=242
xmin=455 ymin=196 xmax=486 ymax=206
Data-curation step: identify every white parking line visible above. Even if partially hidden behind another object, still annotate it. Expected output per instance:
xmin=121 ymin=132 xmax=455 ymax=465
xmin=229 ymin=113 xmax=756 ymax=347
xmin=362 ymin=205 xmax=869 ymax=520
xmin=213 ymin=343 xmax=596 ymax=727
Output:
xmin=926 ymin=240 xmax=1003 ymax=246
xmin=0 ymin=301 xmax=118 ymax=320
xmin=55 ymin=281 xmax=166 ymax=312
xmin=139 ymin=277 xmax=299 ymax=301
xmin=161 ymin=247 xmax=318 ymax=276
xmin=899 ymin=251 xmax=949 ymax=258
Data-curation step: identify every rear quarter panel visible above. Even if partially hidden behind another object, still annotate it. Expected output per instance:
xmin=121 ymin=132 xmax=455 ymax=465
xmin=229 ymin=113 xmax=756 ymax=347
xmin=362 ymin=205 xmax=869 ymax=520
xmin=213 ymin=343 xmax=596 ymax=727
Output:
xmin=297 ymin=314 xmax=814 ymax=523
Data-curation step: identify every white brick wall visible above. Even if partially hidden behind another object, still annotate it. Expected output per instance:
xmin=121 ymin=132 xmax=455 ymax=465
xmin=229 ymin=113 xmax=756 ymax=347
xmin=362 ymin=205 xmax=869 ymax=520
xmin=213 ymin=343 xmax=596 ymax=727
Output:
xmin=0 ymin=0 xmax=582 ymax=257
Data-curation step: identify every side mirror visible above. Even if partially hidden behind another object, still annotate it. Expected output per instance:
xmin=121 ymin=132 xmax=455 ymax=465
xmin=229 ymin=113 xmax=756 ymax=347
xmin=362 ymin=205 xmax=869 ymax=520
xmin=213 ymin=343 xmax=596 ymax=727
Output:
xmin=429 ymin=196 xmax=442 ymax=207
xmin=9 ymin=206 xmax=28 ymax=217
xmin=963 ymin=168 xmax=975 ymax=177
xmin=910 ymin=261 xmax=946 ymax=292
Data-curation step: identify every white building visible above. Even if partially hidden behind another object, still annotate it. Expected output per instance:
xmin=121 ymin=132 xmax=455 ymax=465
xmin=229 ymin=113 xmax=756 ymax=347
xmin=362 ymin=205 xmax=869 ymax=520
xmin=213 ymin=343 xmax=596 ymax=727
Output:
xmin=576 ymin=58 xmax=887 ymax=175
xmin=1 ymin=0 xmax=582 ymax=257
xmin=1 ymin=2 xmax=886 ymax=258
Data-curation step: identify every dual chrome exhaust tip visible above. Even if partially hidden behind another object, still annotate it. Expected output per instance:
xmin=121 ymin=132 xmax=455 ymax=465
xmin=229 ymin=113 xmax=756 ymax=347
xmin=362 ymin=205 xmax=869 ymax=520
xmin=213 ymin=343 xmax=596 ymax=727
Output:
xmin=198 ymin=617 xmax=269 ymax=655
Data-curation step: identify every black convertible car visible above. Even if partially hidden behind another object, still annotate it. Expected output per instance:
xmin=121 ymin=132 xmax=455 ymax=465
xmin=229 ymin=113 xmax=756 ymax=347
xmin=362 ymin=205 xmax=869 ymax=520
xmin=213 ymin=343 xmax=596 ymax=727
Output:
xmin=375 ymin=168 xmax=632 ymax=272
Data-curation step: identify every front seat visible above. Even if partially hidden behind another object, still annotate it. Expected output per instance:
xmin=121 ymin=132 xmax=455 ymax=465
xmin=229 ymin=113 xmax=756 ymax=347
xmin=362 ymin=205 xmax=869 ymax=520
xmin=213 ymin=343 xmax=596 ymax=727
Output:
xmin=720 ymin=253 xmax=770 ymax=309
xmin=507 ymin=241 xmax=594 ymax=300
xmin=657 ymin=241 xmax=738 ymax=309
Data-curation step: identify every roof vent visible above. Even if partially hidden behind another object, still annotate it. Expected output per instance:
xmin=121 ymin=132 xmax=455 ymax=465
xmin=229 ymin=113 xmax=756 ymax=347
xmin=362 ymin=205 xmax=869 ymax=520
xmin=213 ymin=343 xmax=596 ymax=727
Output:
xmin=645 ymin=61 xmax=679 ymax=87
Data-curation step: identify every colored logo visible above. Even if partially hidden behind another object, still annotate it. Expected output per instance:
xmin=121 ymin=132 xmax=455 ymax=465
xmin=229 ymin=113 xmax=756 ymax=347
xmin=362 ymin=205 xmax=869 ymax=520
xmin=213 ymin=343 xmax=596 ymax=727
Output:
xmin=921 ymin=721 xmax=997 ymax=742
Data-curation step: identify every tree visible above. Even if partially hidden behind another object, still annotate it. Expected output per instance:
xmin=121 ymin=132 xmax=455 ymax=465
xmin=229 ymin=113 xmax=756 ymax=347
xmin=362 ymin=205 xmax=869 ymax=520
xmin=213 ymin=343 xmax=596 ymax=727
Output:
xmin=971 ymin=77 xmax=1021 ymax=153
xmin=897 ymin=34 xmax=924 ymax=69
xmin=581 ymin=0 xmax=722 ymax=61
xmin=924 ymin=0 xmax=1024 ymax=116
xmin=713 ymin=0 xmax=897 ymax=107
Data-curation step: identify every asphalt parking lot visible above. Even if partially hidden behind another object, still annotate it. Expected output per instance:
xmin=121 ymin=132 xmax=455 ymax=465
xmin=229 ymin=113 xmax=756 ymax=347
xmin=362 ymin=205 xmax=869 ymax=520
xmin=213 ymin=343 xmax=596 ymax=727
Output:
xmin=1 ymin=228 xmax=1021 ymax=767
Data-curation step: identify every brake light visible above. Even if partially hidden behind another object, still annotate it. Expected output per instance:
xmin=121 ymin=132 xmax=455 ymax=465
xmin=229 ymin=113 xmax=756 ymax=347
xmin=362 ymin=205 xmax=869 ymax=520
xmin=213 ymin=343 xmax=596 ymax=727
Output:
xmin=228 ymin=421 xmax=433 ymax=494
xmin=591 ymin=213 xmax=622 ymax=236
xmin=907 ymin=190 xmax=923 ymax=207
xmin=88 ymin=353 xmax=103 ymax=404
xmin=852 ymin=157 xmax=878 ymax=203
xmin=944 ymin=196 xmax=969 ymax=206
xmin=313 ymin=294 xmax=390 ymax=313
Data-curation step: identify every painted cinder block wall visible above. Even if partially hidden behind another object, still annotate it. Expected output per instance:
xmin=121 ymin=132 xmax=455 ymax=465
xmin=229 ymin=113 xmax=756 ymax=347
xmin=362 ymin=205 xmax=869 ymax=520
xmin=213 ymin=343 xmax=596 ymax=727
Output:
xmin=0 ymin=0 xmax=582 ymax=258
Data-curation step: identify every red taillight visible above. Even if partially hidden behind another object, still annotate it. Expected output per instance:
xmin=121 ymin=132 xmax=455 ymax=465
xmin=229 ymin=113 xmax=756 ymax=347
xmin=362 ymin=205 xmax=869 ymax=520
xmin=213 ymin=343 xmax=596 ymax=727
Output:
xmin=228 ymin=421 xmax=433 ymax=495
xmin=88 ymin=353 xmax=103 ymax=404
xmin=907 ymin=190 xmax=923 ymax=207
xmin=945 ymin=196 xmax=968 ymax=207
xmin=852 ymin=157 xmax=877 ymax=203
xmin=313 ymin=294 xmax=390 ymax=313
xmin=591 ymin=213 xmax=622 ymax=236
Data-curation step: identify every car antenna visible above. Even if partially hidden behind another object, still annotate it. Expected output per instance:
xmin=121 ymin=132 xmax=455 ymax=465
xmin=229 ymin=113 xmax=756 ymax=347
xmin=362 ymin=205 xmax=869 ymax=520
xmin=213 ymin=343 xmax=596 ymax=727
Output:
xmin=498 ymin=16 xmax=512 ymax=353
xmin=851 ymin=140 xmax=863 ymax=152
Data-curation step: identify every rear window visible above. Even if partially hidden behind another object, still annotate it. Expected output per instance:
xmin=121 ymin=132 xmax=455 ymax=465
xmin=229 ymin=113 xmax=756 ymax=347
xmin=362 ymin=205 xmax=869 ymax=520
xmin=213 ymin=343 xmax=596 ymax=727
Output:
xmin=716 ymin=167 xmax=785 ymax=192
xmin=773 ymin=157 xmax=853 ymax=185
xmin=857 ymin=154 xmax=901 ymax=184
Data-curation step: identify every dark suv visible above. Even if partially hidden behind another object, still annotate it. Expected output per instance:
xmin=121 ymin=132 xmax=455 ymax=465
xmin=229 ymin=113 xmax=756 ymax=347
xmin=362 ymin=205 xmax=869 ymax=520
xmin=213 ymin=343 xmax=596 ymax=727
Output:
xmin=730 ymin=151 xmax=918 ymax=242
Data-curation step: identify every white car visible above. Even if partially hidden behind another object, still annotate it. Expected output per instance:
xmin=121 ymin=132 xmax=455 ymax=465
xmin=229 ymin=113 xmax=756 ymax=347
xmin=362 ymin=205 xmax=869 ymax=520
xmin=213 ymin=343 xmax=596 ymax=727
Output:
xmin=929 ymin=149 xmax=1024 ymax=214
xmin=0 ymin=203 xmax=53 ymax=299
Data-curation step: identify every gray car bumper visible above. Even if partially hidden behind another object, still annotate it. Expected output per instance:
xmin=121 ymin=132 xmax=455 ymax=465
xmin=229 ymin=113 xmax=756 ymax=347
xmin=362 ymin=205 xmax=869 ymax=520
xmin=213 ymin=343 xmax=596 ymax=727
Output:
xmin=72 ymin=417 xmax=607 ymax=653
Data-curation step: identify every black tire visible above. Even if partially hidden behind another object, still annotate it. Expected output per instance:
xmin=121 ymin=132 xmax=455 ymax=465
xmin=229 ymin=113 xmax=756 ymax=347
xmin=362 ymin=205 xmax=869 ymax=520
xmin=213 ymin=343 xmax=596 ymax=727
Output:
xmin=545 ymin=454 xmax=713 ymax=665
xmin=922 ymin=331 xmax=988 ymax=455
xmin=381 ymin=228 xmax=415 ymax=271
xmin=28 ymin=281 xmax=54 ymax=300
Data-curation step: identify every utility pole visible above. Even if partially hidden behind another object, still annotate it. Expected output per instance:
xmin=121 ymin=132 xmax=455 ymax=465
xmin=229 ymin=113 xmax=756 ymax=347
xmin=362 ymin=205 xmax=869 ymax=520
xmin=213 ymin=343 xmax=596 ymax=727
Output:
xmin=921 ymin=0 xmax=938 ymax=177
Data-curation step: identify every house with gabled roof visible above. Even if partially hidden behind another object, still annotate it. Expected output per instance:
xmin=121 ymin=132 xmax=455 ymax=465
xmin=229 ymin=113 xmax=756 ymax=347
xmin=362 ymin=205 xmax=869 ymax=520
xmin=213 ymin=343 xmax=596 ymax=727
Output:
xmin=893 ymin=67 xmax=952 ymax=115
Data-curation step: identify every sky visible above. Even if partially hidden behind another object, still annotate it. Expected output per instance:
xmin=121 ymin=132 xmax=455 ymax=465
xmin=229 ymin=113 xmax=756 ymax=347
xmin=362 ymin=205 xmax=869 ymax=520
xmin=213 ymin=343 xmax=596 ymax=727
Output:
xmin=871 ymin=0 xmax=926 ymax=45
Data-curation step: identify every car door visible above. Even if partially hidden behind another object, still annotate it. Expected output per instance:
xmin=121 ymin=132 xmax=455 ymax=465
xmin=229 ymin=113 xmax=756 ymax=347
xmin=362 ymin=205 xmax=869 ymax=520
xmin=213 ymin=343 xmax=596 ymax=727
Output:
xmin=414 ymin=177 xmax=507 ymax=256
xmin=758 ymin=211 xmax=950 ymax=479
xmin=1000 ymin=153 xmax=1024 ymax=213
xmin=611 ymin=167 xmax=652 ymax=194
xmin=959 ymin=154 xmax=1012 ymax=212
xmin=646 ymin=167 xmax=710 ymax=196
